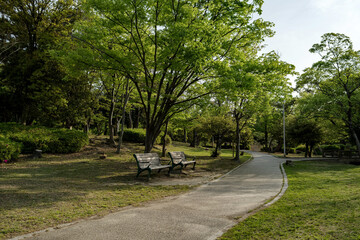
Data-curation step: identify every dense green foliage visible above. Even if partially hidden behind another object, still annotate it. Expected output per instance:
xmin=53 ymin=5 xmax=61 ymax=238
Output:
xmin=296 ymin=33 xmax=360 ymax=152
xmin=0 ymin=135 xmax=21 ymax=162
xmin=0 ymin=123 xmax=88 ymax=154
xmin=122 ymin=129 xmax=147 ymax=144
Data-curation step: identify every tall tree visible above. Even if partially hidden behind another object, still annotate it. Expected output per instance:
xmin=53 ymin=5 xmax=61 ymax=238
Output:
xmin=0 ymin=0 xmax=81 ymax=124
xmin=75 ymin=0 xmax=273 ymax=152
xmin=297 ymin=33 xmax=360 ymax=152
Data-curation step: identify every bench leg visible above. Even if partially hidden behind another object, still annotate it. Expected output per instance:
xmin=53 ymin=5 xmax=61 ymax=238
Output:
xmin=192 ymin=162 xmax=196 ymax=170
xmin=167 ymin=167 xmax=171 ymax=176
xmin=136 ymin=169 xmax=142 ymax=178
xmin=147 ymin=169 xmax=152 ymax=181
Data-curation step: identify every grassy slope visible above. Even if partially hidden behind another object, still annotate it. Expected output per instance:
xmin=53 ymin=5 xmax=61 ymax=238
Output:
xmin=221 ymin=161 xmax=360 ymax=239
xmin=0 ymin=141 xmax=249 ymax=239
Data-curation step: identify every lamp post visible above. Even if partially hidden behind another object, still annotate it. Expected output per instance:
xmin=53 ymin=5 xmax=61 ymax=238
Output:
xmin=283 ymin=100 xmax=286 ymax=158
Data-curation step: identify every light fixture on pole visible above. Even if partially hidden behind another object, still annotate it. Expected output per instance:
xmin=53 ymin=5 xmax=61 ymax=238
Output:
xmin=283 ymin=100 xmax=286 ymax=158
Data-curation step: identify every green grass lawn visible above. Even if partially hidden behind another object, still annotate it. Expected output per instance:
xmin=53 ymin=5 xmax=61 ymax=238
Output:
xmin=0 ymin=140 xmax=249 ymax=239
xmin=221 ymin=160 xmax=360 ymax=239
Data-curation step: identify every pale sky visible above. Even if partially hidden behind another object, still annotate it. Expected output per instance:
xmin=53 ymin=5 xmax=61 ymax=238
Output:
xmin=259 ymin=0 xmax=360 ymax=76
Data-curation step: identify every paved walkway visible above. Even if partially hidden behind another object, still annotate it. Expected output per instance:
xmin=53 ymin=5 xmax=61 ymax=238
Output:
xmin=15 ymin=152 xmax=286 ymax=240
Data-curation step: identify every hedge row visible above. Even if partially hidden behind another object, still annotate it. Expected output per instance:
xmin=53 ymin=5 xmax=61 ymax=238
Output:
xmin=122 ymin=128 xmax=171 ymax=145
xmin=0 ymin=123 xmax=88 ymax=159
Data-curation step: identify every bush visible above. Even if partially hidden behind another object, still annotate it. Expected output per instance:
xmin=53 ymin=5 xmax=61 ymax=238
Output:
xmin=321 ymin=144 xmax=343 ymax=151
xmin=48 ymin=129 xmax=89 ymax=153
xmin=0 ymin=135 xmax=22 ymax=162
xmin=0 ymin=123 xmax=88 ymax=154
xmin=122 ymin=128 xmax=146 ymax=143
xmin=295 ymin=145 xmax=306 ymax=152
xmin=10 ymin=128 xmax=53 ymax=153
xmin=122 ymin=128 xmax=162 ymax=144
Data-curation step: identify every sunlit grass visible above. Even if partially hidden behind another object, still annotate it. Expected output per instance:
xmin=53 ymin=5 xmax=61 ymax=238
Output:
xmin=221 ymin=161 xmax=360 ymax=239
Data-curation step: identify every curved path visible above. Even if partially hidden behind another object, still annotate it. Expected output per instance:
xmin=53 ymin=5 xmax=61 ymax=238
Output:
xmin=15 ymin=152 xmax=286 ymax=240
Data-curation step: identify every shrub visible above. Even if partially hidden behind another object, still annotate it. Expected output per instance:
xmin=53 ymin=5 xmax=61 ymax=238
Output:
xmin=295 ymin=145 xmax=306 ymax=152
xmin=321 ymin=144 xmax=342 ymax=151
xmin=122 ymin=128 xmax=146 ymax=143
xmin=122 ymin=128 xmax=161 ymax=144
xmin=48 ymin=129 xmax=89 ymax=153
xmin=10 ymin=128 xmax=53 ymax=153
xmin=0 ymin=123 xmax=88 ymax=154
xmin=0 ymin=135 xmax=22 ymax=162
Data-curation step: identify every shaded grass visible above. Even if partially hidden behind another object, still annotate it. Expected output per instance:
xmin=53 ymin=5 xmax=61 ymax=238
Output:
xmin=221 ymin=161 xmax=360 ymax=239
xmin=0 ymin=139 xmax=250 ymax=239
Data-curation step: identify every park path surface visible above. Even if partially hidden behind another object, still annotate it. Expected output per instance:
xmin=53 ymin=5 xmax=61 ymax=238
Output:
xmin=15 ymin=152 xmax=285 ymax=240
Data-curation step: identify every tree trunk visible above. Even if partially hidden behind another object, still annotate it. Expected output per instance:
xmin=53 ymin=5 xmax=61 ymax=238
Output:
xmin=264 ymin=122 xmax=269 ymax=151
xmin=128 ymin=111 xmax=133 ymax=129
xmin=108 ymin=97 xmax=116 ymax=146
xmin=190 ymin=129 xmax=197 ymax=147
xmin=213 ymin=135 xmax=222 ymax=157
xmin=350 ymin=127 xmax=360 ymax=154
xmin=161 ymin=121 xmax=169 ymax=157
xmin=145 ymin=127 xmax=159 ymax=153
xmin=117 ymin=79 xmax=130 ymax=154
xmin=183 ymin=128 xmax=187 ymax=143
xmin=234 ymin=116 xmax=241 ymax=161
xmin=309 ymin=144 xmax=313 ymax=158
xmin=133 ymin=108 xmax=140 ymax=128
xmin=305 ymin=142 xmax=309 ymax=158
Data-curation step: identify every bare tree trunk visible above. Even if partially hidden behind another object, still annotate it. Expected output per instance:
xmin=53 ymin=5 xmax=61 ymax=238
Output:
xmin=234 ymin=116 xmax=241 ymax=161
xmin=305 ymin=142 xmax=309 ymax=158
xmin=161 ymin=121 xmax=169 ymax=157
xmin=108 ymin=97 xmax=116 ymax=146
xmin=264 ymin=122 xmax=269 ymax=151
xmin=190 ymin=129 xmax=197 ymax=147
xmin=128 ymin=111 xmax=133 ymax=129
xmin=117 ymin=79 xmax=130 ymax=154
xmin=184 ymin=128 xmax=187 ymax=143
xmin=134 ymin=108 xmax=140 ymax=128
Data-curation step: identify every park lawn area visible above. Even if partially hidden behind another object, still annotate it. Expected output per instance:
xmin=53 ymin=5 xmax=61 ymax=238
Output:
xmin=221 ymin=160 xmax=360 ymax=239
xmin=0 ymin=139 xmax=250 ymax=240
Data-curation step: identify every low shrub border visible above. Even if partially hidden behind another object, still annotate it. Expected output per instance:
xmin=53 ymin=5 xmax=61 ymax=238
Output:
xmin=0 ymin=123 xmax=88 ymax=155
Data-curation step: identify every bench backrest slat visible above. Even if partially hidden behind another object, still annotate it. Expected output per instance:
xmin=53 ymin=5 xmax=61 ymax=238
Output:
xmin=169 ymin=151 xmax=186 ymax=164
xmin=134 ymin=153 xmax=161 ymax=168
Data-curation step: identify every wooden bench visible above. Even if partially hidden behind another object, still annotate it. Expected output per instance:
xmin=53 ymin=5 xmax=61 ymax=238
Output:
xmin=133 ymin=153 xmax=172 ymax=180
xmin=168 ymin=151 xmax=196 ymax=171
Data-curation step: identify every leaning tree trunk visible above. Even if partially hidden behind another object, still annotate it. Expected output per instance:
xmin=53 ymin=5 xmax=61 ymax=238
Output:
xmin=108 ymin=96 xmax=116 ymax=146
